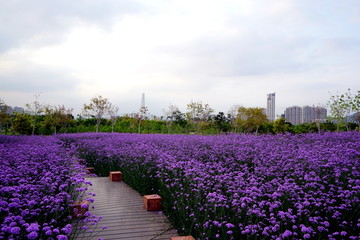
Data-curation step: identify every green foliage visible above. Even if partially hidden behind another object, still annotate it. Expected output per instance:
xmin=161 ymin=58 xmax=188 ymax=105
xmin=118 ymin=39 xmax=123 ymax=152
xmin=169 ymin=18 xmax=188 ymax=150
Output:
xmin=258 ymin=122 xmax=274 ymax=134
xmin=8 ymin=112 xmax=358 ymax=135
xmin=212 ymin=112 xmax=231 ymax=133
xmin=116 ymin=117 xmax=138 ymax=133
xmin=5 ymin=90 xmax=360 ymax=135
xmin=321 ymin=120 xmax=337 ymax=132
xmin=12 ymin=113 xmax=32 ymax=135
xmin=26 ymin=93 xmax=44 ymax=135
xmin=144 ymin=120 xmax=167 ymax=134
xmin=273 ymin=118 xmax=291 ymax=134
xmin=0 ymin=99 xmax=11 ymax=133
xmin=82 ymin=95 xmax=113 ymax=133
xmin=235 ymin=107 xmax=268 ymax=133
xmin=350 ymin=90 xmax=360 ymax=111
xmin=291 ymin=123 xmax=316 ymax=134
xmin=186 ymin=100 xmax=214 ymax=122
xmin=44 ymin=105 xmax=74 ymax=134
xmin=186 ymin=100 xmax=214 ymax=132
xmin=164 ymin=105 xmax=189 ymax=133
xmin=327 ymin=89 xmax=359 ymax=131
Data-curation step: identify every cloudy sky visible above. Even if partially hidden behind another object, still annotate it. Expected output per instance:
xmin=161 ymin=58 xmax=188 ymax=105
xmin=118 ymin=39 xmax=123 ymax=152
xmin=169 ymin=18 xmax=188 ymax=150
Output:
xmin=1 ymin=0 xmax=359 ymax=117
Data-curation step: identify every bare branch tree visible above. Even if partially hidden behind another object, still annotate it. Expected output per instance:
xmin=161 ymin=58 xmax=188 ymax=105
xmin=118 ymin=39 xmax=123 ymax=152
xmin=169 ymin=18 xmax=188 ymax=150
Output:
xmin=82 ymin=95 xmax=112 ymax=133
xmin=163 ymin=104 xmax=181 ymax=134
xmin=108 ymin=104 xmax=119 ymax=133
xmin=228 ymin=104 xmax=241 ymax=133
xmin=26 ymin=93 xmax=43 ymax=135
xmin=327 ymin=89 xmax=355 ymax=131
xmin=313 ymin=104 xmax=326 ymax=133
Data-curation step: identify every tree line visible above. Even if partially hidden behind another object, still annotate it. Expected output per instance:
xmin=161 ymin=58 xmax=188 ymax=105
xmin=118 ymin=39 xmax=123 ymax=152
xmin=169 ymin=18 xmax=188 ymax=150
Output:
xmin=1 ymin=89 xmax=359 ymax=135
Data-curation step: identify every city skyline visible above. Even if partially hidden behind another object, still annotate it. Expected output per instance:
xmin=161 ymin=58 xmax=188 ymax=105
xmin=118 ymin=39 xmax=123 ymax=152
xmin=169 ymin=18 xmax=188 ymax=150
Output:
xmin=284 ymin=105 xmax=327 ymax=125
xmin=1 ymin=1 xmax=359 ymax=117
xmin=2 ymin=92 xmax=336 ymax=120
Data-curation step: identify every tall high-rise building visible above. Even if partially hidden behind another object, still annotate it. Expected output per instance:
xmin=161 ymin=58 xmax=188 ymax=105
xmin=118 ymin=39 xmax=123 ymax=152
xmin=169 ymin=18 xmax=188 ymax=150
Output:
xmin=141 ymin=93 xmax=145 ymax=109
xmin=139 ymin=93 xmax=148 ymax=118
xmin=266 ymin=93 xmax=276 ymax=121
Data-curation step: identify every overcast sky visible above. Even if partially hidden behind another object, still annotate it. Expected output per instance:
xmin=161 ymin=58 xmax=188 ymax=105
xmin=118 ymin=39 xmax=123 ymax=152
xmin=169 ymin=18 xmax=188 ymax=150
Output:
xmin=1 ymin=0 xmax=359 ymax=117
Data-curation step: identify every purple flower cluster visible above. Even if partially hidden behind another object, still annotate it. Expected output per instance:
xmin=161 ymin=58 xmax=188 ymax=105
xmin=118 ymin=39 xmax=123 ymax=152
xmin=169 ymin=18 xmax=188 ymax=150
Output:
xmin=0 ymin=135 xmax=96 ymax=240
xmin=59 ymin=132 xmax=360 ymax=239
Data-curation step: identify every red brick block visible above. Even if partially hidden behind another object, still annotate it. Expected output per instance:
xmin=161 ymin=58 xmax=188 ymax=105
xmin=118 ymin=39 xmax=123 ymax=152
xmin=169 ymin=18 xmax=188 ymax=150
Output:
xmin=77 ymin=159 xmax=86 ymax=165
xmin=72 ymin=200 xmax=89 ymax=218
xmin=170 ymin=236 xmax=195 ymax=240
xmin=143 ymin=194 xmax=162 ymax=211
xmin=85 ymin=167 xmax=94 ymax=174
xmin=109 ymin=171 xmax=122 ymax=181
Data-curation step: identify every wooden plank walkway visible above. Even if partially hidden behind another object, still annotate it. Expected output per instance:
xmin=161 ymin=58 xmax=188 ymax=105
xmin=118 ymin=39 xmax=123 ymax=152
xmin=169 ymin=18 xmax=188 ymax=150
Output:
xmin=74 ymin=177 xmax=178 ymax=240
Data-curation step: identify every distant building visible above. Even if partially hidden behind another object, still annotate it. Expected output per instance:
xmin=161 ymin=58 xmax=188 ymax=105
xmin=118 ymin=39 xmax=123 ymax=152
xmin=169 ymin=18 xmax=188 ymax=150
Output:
xmin=302 ymin=106 xmax=314 ymax=123
xmin=285 ymin=106 xmax=327 ymax=125
xmin=139 ymin=93 xmax=148 ymax=118
xmin=141 ymin=93 xmax=145 ymax=110
xmin=312 ymin=106 xmax=327 ymax=122
xmin=266 ymin=93 xmax=276 ymax=121
xmin=5 ymin=106 xmax=25 ymax=114
xmin=13 ymin=107 xmax=25 ymax=114
xmin=285 ymin=106 xmax=302 ymax=125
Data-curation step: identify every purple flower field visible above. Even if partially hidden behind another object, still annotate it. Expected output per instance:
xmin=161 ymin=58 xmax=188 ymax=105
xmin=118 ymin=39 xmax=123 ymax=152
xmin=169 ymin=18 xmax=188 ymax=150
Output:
xmin=1 ymin=132 xmax=359 ymax=239
xmin=0 ymin=136 xmax=96 ymax=240
xmin=60 ymin=132 xmax=360 ymax=240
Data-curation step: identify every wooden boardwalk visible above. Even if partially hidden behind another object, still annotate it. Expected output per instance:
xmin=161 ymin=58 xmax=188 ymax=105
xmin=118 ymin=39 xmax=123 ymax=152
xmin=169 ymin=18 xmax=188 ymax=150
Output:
xmin=74 ymin=177 xmax=178 ymax=240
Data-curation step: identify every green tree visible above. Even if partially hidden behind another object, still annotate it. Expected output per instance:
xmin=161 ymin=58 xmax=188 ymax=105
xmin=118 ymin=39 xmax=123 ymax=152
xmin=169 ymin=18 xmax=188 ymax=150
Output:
xmin=82 ymin=95 xmax=113 ymax=133
xmin=327 ymin=89 xmax=359 ymax=131
xmin=258 ymin=122 xmax=274 ymax=134
xmin=163 ymin=104 xmax=186 ymax=134
xmin=350 ymin=90 xmax=360 ymax=112
xmin=235 ymin=107 xmax=268 ymax=133
xmin=273 ymin=118 xmax=291 ymax=134
xmin=213 ymin=112 xmax=231 ymax=133
xmin=44 ymin=105 xmax=73 ymax=134
xmin=12 ymin=113 xmax=32 ymax=135
xmin=173 ymin=112 xmax=187 ymax=128
xmin=138 ymin=106 xmax=149 ymax=134
xmin=0 ymin=98 xmax=11 ymax=133
xmin=186 ymin=100 xmax=214 ymax=133
xmin=186 ymin=100 xmax=214 ymax=122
